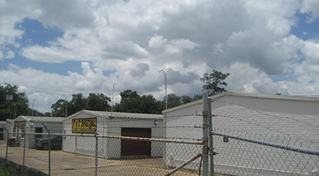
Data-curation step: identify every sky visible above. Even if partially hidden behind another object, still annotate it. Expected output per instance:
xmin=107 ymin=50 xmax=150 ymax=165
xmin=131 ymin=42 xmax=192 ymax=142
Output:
xmin=0 ymin=0 xmax=319 ymax=113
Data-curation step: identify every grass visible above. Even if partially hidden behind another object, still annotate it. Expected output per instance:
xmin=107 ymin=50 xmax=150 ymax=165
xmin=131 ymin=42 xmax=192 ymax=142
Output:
xmin=0 ymin=163 xmax=14 ymax=176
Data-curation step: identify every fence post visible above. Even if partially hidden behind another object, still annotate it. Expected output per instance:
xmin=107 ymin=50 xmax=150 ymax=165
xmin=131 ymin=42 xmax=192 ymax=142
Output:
xmin=83 ymin=120 xmax=99 ymax=176
xmin=42 ymin=123 xmax=51 ymax=176
xmin=202 ymin=93 xmax=209 ymax=176
xmin=207 ymin=97 xmax=214 ymax=176
xmin=162 ymin=113 xmax=167 ymax=168
xmin=2 ymin=126 xmax=9 ymax=166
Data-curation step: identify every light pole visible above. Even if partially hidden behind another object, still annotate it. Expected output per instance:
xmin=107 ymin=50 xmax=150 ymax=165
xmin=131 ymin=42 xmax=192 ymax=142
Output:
xmin=64 ymin=96 xmax=67 ymax=118
xmin=111 ymin=83 xmax=117 ymax=117
xmin=159 ymin=69 xmax=167 ymax=110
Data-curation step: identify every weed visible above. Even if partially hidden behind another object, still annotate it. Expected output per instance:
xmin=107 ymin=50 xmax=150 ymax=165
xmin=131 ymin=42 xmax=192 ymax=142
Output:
xmin=0 ymin=163 xmax=14 ymax=176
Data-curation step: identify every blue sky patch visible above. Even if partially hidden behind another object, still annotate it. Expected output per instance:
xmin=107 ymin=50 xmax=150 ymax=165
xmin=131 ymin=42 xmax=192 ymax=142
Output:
xmin=291 ymin=12 xmax=319 ymax=41
xmin=15 ymin=18 xmax=63 ymax=47
xmin=269 ymin=72 xmax=297 ymax=83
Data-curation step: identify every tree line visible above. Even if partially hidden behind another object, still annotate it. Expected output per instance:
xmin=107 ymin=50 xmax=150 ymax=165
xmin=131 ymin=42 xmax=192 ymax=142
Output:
xmin=0 ymin=70 xmax=229 ymax=120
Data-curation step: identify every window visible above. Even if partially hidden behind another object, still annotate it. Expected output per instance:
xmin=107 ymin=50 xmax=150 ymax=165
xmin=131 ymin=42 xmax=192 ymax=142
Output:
xmin=35 ymin=127 xmax=43 ymax=138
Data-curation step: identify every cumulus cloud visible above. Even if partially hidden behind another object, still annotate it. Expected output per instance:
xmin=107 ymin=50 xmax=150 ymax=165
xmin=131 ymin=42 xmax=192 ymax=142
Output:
xmin=20 ymin=45 xmax=75 ymax=63
xmin=38 ymin=0 xmax=95 ymax=29
xmin=300 ymin=0 xmax=319 ymax=22
xmin=165 ymin=39 xmax=200 ymax=54
xmin=130 ymin=63 xmax=150 ymax=77
xmin=1 ymin=0 xmax=319 ymax=112
xmin=166 ymin=68 xmax=200 ymax=85
xmin=101 ymin=41 xmax=149 ymax=60
xmin=149 ymin=35 xmax=167 ymax=48
xmin=5 ymin=51 xmax=15 ymax=59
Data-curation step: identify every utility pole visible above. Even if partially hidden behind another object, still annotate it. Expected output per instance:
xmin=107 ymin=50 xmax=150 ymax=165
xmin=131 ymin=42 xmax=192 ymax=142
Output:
xmin=111 ymin=83 xmax=117 ymax=117
xmin=159 ymin=69 xmax=167 ymax=110
xmin=64 ymin=96 xmax=68 ymax=118
xmin=32 ymin=99 xmax=34 ymax=116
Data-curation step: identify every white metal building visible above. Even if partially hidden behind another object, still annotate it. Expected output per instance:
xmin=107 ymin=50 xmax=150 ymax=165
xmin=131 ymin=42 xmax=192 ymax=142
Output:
xmin=12 ymin=116 xmax=64 ymax=148
xmin=3 ymin=119 xmax=14 ymax=141
xmin=63 ymin=110 xmax=163 ymax=159
xmin=163 ymin=92 xmax=319 ymax=175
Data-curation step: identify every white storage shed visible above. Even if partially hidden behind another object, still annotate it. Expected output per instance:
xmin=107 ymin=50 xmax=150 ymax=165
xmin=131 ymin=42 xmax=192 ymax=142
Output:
xmin=3 ymin=119 xmax=14 ymax=141
xmin=163 ymin=92 xmax=319 ymax=175
xmin=63 ymin=110 xmax=163 ymax=159
xmin=12 ymin=116 xmax=64 ymax=148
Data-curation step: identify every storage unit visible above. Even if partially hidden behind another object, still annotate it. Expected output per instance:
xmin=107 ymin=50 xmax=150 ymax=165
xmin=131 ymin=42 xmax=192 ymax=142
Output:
xmin=4 ymin=119 xmax=14 ymax=141
xmin=163 ymin=92 xmax=319 ymax=175
xmin=12 ymin=116 xmax=64 ymax=148
xmin=63 ymin=110 xmax=163 ymax=159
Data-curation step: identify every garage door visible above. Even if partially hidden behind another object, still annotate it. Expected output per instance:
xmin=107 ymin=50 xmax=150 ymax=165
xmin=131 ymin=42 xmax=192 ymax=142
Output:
xmin=121 ymin=128 xmax=151 ymax=157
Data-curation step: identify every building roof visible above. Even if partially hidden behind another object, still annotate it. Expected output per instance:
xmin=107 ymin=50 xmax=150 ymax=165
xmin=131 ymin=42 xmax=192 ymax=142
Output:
xmin=64 ymin=110 xmax=163 ymax=121
xmin=0 ymin=121 xmax=6 ymax=125
xmin=163 ymin=92 xmax=319 ymax=113
xmin=14 ymin=116 xmax=65 ymax=123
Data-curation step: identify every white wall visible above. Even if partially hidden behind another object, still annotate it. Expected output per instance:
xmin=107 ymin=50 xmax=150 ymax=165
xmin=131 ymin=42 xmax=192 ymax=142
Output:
xmin=26 ymin=121 xmax=63 ymax=148
xmin=63 ymin=115 xmax=107 ymax=158
xmin=165 ymin=95 xmax=319 ymax=174
xmin=63 ymin=112 xmax=163 ymax=159
xmin=4 ymin=120 xmax=14 ymax=141
xmin=106 ymin=117 xmax=163 ymax=158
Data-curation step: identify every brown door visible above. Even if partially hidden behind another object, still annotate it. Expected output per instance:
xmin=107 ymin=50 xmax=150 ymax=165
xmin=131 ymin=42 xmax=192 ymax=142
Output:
xmin=0 ymin=128 xmax=3 ymax=140
xmin=121 ymin=128 xmax=151 ymax=157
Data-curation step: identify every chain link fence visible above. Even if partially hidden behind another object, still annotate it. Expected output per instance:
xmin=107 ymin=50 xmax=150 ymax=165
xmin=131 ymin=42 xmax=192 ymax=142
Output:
xmin=0 ymin=132 xmax=205 ymax=176
xmin=212 ymin=130 xmax=319 ymax=176
xmin=1 ymin=93 xmax=319 ymax=176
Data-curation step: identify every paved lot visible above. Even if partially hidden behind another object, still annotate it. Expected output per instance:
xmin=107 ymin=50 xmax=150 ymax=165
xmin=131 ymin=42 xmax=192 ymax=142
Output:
xmin=0 ymin=141 xmax=204 ymax=176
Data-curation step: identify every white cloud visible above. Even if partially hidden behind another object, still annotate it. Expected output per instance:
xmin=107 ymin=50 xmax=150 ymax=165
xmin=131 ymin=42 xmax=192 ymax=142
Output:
xmin=20 ymin=45 xmax=75 ymax=63
xmin=1 ymin=0 xmax=319 ymax=113
xmin=102 ymin=41 xmax=149 ymax=60
xmin=165 ymin=39 xmax=199 ymax=54
xmin=300 ymin=0 xmax=319 ymax=22
xmin=5 ymin=50 xmax=15 ymax=59
xmin=301 ymin=40 xmax=319 ymax=65
xmin=149 ymin=35 xmax=167 ymax=48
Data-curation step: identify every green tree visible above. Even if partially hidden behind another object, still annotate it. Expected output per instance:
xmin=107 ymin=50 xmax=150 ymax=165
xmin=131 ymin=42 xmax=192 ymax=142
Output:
xmin=167 ymin=93 xmax=181 ymax=109
xmin=114 ymin=90 xmax=163 ymax=114
xmin=0 ymin=83 xmax=29 ymax=121
xmin=192 ymin=94 xmax=203 ymax=101
xmin=51 ymin=99 xmax=67 ymax=117
xmin=66 ymin=93 xmax=87 ymax=115
xmin=200 ymin=69 xmax=230 ymax=96
xmin=118 ymin=89 xmax=140 ymax=112
xmin=181 ymin=95 xmax=192 ymax=104
xmin=87 ymin=93 xmax=111 ymax=111
xmin=138 ymin=95 xmax=162 ymax=114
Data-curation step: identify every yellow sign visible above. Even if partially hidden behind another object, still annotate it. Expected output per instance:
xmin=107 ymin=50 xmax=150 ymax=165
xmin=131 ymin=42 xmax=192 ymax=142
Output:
xmin=14 ymin=121 xmax=26 ymax=128
xmin=14 ymin=121 xmax=26 ymax=132
xmin=72 ymin=117 xmax=97 ymax=133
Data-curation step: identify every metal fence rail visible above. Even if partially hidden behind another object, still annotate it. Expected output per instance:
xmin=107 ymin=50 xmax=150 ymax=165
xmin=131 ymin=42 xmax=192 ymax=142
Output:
xmin=212 ymin=131 xmax=319 ymax=156
xmin=0 ymin=132 xmax=204 ymax=176
xmin=1 ymin=94 xmax=319 ymax=176
xmin=212 ymin=129 xmax=319 ymax=176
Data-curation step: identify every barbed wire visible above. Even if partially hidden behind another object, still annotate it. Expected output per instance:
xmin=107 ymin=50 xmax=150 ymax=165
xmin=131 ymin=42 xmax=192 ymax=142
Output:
xmin=214 ymin=114 xmax=319 ymax=145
